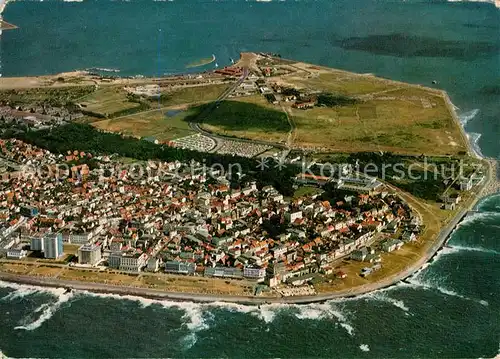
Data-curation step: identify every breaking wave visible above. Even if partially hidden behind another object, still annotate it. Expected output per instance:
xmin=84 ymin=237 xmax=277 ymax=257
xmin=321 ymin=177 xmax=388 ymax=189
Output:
xmin=14 ymin=289 xmax=75 ymax=331
xmin=359 ymin=344 xmax=370 ymax=352
xmin=403 ymin=277 xmax=488 ymax=306
xmin=458 ymin=108 xmax=480 ymax=127
xmin=441 ymin=245 xmax=500 ymax=256
xmin=456 ymin=108 xmax=484 ymax=158
xmin=369 ymin=292 xmax=411 ymax=314
xmin=457 ymin=211 xmax=500 ymax=227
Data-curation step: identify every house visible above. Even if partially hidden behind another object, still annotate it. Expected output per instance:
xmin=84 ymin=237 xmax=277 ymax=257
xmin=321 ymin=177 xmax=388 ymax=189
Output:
xmin=384 ymin=220 xmax=399 ymax=234
xmin=243 ymin=265 xmax=266 ymax=281
xmin=286 ymin=211 xmax=303 ymax=223
xmin=293 ymin=101 xmax=315 ymax=110
xmin=381 ymin=239 xmax=404 ymax=252
xmin=360 ymin=267 xmax=372 ymax=277
xmin=401 ymin=231 xmax=417 ymax=242
xmin=165 ymin=261 xmax=196 ymax=274
xmin=7 ymin=249 xmax=27 ymax=259
xmin=146 ymin=257 xmax=160 ymax=272
xmin=351 ymin=247 xmax=374 ymax=261
xmin=336 ymin=271 xmax=347 ymax=279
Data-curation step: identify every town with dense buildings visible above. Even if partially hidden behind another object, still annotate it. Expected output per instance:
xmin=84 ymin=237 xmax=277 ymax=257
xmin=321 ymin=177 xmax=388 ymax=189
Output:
xmin=0 ymin=138 xmax=431 ymax=296
xmin=0 ymin=52 xmax=493 ymax=299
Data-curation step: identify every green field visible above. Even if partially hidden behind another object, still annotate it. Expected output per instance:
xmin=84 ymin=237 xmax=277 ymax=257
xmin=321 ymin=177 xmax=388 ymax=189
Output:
xmin=290 ymin=72 xmax=402 ymax=95
xmin=0 ymin=86 xmax=95 ymax=107
xmin=293 ymin=186 xmax=324 ymax=199
xmin=93 ymin=107 xmax=195 ymax=142
xmin=187 ymin=96 xmax=291 ymax=143
xmin=79 ymin=86 xmax=146 ymax=117
xmin=285 ymin=83 xmax=465 ymax=155
xmin=157 ymin=84 xmax=230 ymax=106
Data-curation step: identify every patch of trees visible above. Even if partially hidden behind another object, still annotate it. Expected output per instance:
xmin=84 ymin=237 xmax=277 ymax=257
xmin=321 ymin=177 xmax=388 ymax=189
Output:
xmin=264 ymin=94 xmax=277 ymax=103
xmin=12 ymin=123 xmax=300 ymax=195
xmin=316 ymin=93 xmax=357 ymax=107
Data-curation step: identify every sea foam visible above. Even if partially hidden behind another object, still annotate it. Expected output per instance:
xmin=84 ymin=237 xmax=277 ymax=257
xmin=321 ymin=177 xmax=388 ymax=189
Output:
xmin=14 ymin=289 xmax=75 ymax=331
xmin=405 ymin=277 xmax=489 ymax=306
xmin=359 ymin=344 xmax=370 ymax=352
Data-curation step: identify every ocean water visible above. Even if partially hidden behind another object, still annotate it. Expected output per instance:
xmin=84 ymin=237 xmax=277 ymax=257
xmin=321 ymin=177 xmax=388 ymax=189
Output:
xmin=0 ymin=0 xmax=499 ymax=357
xmin=0 ymin=195 xmax=499 ymax=358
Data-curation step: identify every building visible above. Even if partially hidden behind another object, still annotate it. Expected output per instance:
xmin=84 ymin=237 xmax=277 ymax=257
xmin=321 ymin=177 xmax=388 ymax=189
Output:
xmin=146 ymin=257 xmax=160 ymax=272
xmin=78 ymin=243 xmax=102 ymax=266
xmin=204 ymin=266 xmax=243 ymax=278
xmin=43 ymin=233 xmax=63 ymax=259
xmin=286 ymin=211 xmax=303 ymax=223
xmin=69 ymin=232 xmax=91 ymax=245
xmin=243 ymin=266 xmax=266 ymax=280
xmin=108 ymin=252 xmax=122 ymax=269
xmin=7 ymin=249 xmax=28 ymax=259
xmin=30 ymin=236 xmax=44 ymax=251
xmin=293 ymin=101 xmax=315 ymax=110
xmin=119 ymin=253 xmax=148 ymax=272
xmin=381 ymin=239 xmax=404 ymax=253
xmin=165 ymin=260 xmax=196 ymax=274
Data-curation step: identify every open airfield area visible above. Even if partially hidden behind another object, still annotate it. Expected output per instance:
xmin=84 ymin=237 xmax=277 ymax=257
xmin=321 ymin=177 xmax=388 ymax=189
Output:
xmin=0 ymin=52 xmax=467 ymax=158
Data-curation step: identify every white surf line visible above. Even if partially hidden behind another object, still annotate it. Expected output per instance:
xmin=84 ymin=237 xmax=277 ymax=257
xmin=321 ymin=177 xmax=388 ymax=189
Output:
xmin=84 ymin=290 xmax=359 ymax=337
xmin=0 ymin=348 xmax=12 ymax=359
xmin=404 ymin=278 xmax=489 ymax=306
xmin=179 ymin=304 xmax=211 ymax=349
xmin=369 ymin=292 xmax=412 ymax=315
xmin=1 ymin=287 xmax=39 ymax=301
xmin=359 ymin=344 xmax=370 ymax=352
xmin=14 ymin=289 xmax=75 ymax=331
xmin=445 ymin=245 xmax=500 ymax=255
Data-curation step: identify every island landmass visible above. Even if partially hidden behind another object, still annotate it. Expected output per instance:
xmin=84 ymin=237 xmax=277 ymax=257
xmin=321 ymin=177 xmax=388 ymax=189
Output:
xmin=0 ymin=52 xmax=498 ymax=304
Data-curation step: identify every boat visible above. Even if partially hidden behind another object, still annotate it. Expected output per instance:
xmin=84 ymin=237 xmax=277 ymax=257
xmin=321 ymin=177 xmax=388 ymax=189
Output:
xmin=230 ymin=57 xmax=235 ymax=64
xmin=215 ymin=62 xmax=219 ymax=68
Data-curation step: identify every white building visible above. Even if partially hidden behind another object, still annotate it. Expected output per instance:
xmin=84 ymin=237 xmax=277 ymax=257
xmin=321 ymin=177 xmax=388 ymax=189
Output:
xmin=43 ymin=234 xmax=63 ymax=259
xmin=119 ymin=253 xmax=148 ymax=272
xmin=286 ymin=211 xmax=303 ymax=223
xmin=78 ymin=243 xmax=102 ymax=266
xmin=7 ymin=249 xmax=28 ymax=259
xmin=69 ymin=232 xmax=91 ymax=245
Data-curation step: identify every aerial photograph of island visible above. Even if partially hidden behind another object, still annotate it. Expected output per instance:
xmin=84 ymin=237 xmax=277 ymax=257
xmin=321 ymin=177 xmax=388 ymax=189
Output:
xmin=0 ymin=0 xmax=498 ymax=357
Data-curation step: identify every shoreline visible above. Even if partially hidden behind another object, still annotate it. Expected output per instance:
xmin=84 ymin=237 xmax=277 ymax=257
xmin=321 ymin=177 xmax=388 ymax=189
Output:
xmin=0 ymin=54 xmax=497 ymax=305
xmin=4 ymin=153 xmax=497 ymax=304
xmin=0 ymin=198 xmax=486 ymax=305
xmin=186 ymin=54 xmax=216 ymax=69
